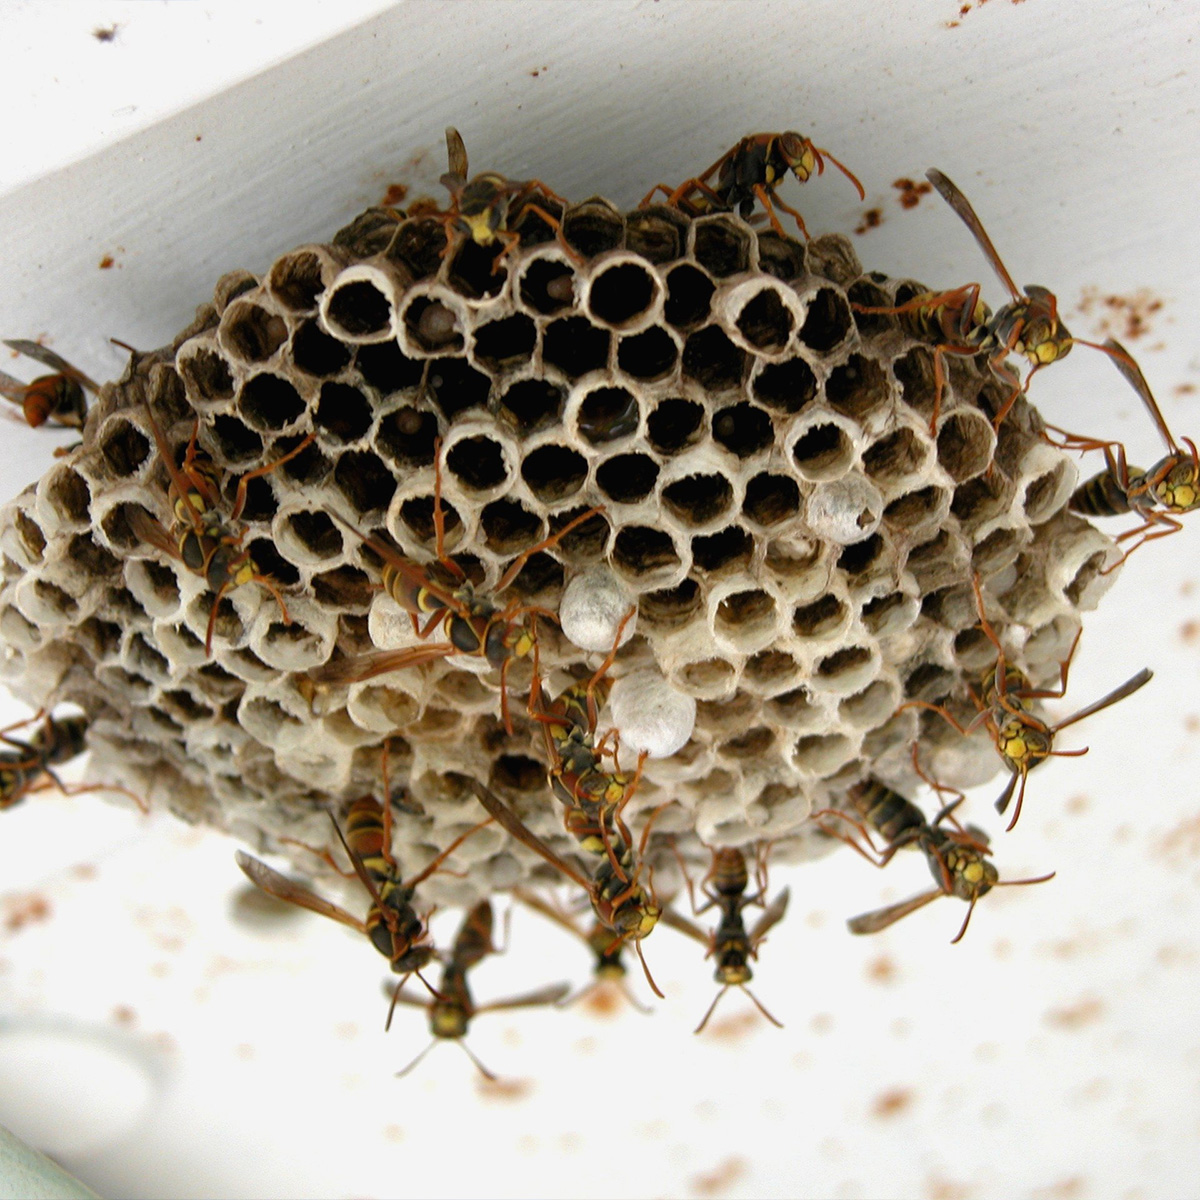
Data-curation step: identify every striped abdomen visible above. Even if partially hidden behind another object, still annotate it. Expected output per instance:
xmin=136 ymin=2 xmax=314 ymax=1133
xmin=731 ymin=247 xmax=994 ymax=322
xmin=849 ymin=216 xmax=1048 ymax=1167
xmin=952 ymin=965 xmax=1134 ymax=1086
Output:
xmin=1070 ymin=469 xmax=1134 ymax=518
xmin=846 ymin=778 xmax=925 ymax=846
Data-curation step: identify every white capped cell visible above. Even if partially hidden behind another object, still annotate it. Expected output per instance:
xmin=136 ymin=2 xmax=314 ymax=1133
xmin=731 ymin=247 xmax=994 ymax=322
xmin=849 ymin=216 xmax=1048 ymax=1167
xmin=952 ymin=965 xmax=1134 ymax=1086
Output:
xmin=559 ymin=566 xmax=637 ymax=653
xmin=609 ymin=667 xmax=697 ymax=758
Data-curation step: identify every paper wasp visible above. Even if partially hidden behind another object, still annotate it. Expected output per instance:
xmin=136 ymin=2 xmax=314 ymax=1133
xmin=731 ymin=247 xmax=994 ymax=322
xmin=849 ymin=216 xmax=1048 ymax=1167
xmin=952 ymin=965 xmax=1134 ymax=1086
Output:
xmin=512 ymin=886 xmax=652 ymax=1014
xmin=308 ymin=439 xmax=602 ymax=732
xmin=0 ymin=709 xmax=147 ymax=814
xmin=659 ymin=846 xmax=789 ymax=1033
xmin=435 ymin=127 xmax=573 ymax=263
xmin=235 ymin=796 xmax=492 ymax=1008
xmin=640 ymin=130 xmax=864 ymax=240
xmin=127 ymin=402 xmax=314 ymax=655
xmin=459 ymin=775 xmax=665 ymax=996
xmin=390 ymin=900 xmax=570 ymax=1080
xmin=1055 ymin=338 xmax=1200 ymax=566
xmin=900 ymin=574 xmax=1152 ymax=829
xmin=853 ymin=168 xmax=1129 ymax=434
xmin=0 ymin=339 xmax=97 ymax=430
xmin=817 ymin=777 xmax=1053 ymax=942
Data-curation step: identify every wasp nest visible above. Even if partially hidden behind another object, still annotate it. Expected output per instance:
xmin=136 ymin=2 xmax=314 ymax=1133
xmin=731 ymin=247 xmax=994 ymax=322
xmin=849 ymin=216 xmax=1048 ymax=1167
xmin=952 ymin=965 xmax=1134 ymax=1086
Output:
xmin=0 ymin=198 xmax=1118 ymax=907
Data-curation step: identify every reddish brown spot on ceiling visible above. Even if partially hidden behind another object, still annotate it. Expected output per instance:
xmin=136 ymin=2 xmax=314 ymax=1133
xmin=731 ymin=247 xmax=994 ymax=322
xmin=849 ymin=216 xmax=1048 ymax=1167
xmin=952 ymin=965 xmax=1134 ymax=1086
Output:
xmin=380 ymin=183 xmax=409 ymax=208
xmin=855 ymin=208 xmax=883 ymax=235
xmin=689 ymin=1155 xmax=749 ymax=1197
xmin=871 ymin=1086 xmax=914 ymax=1118
xmin=893 ymin=178 xmax=933 ymax=209
xmin=1076 ymin=287 xmax=1165 ymax=341
xmin=1044 ymin=995 xmax=1105 ymax=1030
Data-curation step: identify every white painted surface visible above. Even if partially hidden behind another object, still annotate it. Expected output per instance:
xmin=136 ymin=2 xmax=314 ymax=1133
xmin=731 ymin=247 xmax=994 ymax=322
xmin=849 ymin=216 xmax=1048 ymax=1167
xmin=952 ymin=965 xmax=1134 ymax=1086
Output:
xmin=0 ymin=2 xmax=1199 ymax=1198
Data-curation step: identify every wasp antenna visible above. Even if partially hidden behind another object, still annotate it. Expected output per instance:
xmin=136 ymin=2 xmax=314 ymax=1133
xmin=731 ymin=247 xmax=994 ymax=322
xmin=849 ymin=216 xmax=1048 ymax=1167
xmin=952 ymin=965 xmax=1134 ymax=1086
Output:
xmin=950 ymin=892 xmax=979 ymax=944
xmin=634 ymin=936 xmax=665 ymax=1000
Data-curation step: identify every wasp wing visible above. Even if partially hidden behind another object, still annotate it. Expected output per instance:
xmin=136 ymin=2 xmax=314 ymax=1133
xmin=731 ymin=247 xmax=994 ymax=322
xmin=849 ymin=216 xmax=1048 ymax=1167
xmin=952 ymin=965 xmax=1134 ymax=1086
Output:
xmin=126 ymin=506 xmax=184 ymax=561
xmin=1051 ymin=667 xmax=1152 ymax=733
xmin=846 ymin=887 xmax=942 ymax=935
xmin=476 ymin=983 xmax=573 ymax=1015
xmin=306 ymin=643 xmax=458 ymax=687
xmin=925 ymin=169 xmax=1021 ymax=300
xmin=234 ymin=850 xmax=367 ymax=933
xmin=458 ymin=777 xmax=593 ymax=893
xmin=2 ymin=340 xmax=99 ymax=392
xmin=1103 ymin=338 xmax=1177 ymax=454
xmin=657 ymin=903 xmax=710 ymax=947
xmin=748 ymin=886 xmax=791 ymax=945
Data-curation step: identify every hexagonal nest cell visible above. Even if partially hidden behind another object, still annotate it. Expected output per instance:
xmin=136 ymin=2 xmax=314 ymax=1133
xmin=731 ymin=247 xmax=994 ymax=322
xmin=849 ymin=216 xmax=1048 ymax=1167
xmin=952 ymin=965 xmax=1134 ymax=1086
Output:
xmin=0 ymin=185 xmax=1123 ymax=927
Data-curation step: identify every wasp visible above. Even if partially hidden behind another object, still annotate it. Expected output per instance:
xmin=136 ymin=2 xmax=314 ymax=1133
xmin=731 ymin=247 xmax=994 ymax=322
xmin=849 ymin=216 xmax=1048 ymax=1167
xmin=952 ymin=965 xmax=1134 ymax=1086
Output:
xmin=434 ymin=127 xmax=573 ymax=263
xmin=659 ymin=846 xmax=789 ymax=1033
xmin=460 ymin=776 xmax=665 ymax=997
xmin=1055 ymin=338 xmax=1200 ymax=567
xmin=0 ymin=709 xmax=147 ymax=813
xmin=817 ymin=778 xmax=1053 ymax=942
xmin=512 ymin=887 xmax=652 ymax=1014
xmin=900 ymin=574 xmax=1153 ymax=830
xmin=853 ymin=168 xmax=1129 ymax=434
xmin=389 ymin=900 xmax=570 ymax=1080
xmin=235 ymin=796 xmax=492 ymax=1009
xmin=640 ymin=130 xmax=864 ymax=240
xmin=127 ymin=403 xmax=315 ymax=655
xmin=0 ymin=339 xmax=97 ymax=430
xmin=308 ymin=439 xmax=602 ymax=732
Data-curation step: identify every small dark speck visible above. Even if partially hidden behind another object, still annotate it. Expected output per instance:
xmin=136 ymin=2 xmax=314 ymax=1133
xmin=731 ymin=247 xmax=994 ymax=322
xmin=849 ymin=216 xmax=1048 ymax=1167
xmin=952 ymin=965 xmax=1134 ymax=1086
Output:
xmin=194 ymin=135 xmax=203 ymax=143
xmin=98 ymin=255 xmax=115 ymax=270
xmin=855 ymin=208 xmax=883 ymax=235
xmin=92 ymin=23 xmax=119 ymax=42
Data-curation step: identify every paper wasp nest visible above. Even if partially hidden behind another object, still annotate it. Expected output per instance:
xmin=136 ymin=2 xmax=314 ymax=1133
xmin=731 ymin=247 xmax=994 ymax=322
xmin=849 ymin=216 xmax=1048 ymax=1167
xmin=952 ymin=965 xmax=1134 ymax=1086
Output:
xmin=0 ymin=199 xmax=1117 ymax=906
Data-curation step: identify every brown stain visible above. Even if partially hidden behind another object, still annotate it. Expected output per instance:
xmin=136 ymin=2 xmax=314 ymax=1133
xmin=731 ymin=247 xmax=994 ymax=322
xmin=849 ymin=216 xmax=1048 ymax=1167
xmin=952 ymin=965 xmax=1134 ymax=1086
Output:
xmin=1175 ymin=382 xmax=1196 ymax=396
xmin=1180 ymin=619 xmax=1200 ymax=644
xmin=1065 ymin=793 xmax=1090 ymax=815
xmin=810 ymin=1011 xmax=834 ymax=1035
xmin=529 ymin=66 xmax=549 ymax=77
xmin=1032 ymin=1178 xmax=1087 ymax=1200
xmin=871 ymin=1087 xmax=914 ymax=1119
xmin=1076 ymin=287 xmax=1165 ymax=341
xmin=866 ymin=953 xmax=897 ymax=984
xmin=98 ymin=255 xmax=115 ymax=270
xmin=580 ymin=982 xmax=621 ymax=1018
xmin=705 ymin=1010 xmax=760 ymax=1043
xmin=3 ymin=892 xmax=51 ymax=932
xmin=380 ymin=183 xmax=409 ymax=208
xmin=689 ymin=1155 xmax=748 ymax=1197
xmin=92 ymin=24 xmax=119 ymax=42
xmin=893 ymin=178 xmax=933 ymax=209
xmin=382 ymin=1123 xmax=404 ymax=1143
xmin=110 ymin=1004 xmax=136 ymax=1026
xmin=926 ymin=1176 xmax=973 ymax=1200
xmin=1157 ymin=812 xmax=1200 ymax=862
xmin=476 ymin=1075 xmax=534 ymax=1103
xmin=72 ymin=862 xmax=97 ymax=879
xmin=1044 ymin=995 xmax=1104 ymax=1030
xmin=855 ymin=208 xmax=883 ymax=236
xmin=1186 ymin=713 xmax=1200 ymax=735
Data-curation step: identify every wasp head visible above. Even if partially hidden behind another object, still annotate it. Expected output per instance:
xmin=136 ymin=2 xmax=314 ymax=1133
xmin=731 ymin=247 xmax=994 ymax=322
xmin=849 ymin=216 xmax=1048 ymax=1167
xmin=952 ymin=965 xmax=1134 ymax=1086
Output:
xmin=775 ymin=131 xmax=819 ymax=184
xmin=1017 ymin=286 xmax=1072 ymax=366
xmin=939 ymin=838 xmax=999 ymax=902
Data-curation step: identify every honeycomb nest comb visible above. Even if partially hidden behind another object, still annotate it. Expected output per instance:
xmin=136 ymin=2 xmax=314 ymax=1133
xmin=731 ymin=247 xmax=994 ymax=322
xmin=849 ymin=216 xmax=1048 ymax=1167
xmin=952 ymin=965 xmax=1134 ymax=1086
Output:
xmin=0 ymin=195 xmax=1121 ymax=907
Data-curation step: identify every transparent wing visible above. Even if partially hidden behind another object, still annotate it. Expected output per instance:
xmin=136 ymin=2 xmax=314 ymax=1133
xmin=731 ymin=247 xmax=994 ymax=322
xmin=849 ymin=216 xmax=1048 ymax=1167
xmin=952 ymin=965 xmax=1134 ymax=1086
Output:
xmin=846 ymin=887 xmax=942 ymax=935
xmin=925 ymin=169 xmax=1020 ymax=300
xmin=234 ymin=850 xmax=366 ymax=933
xmin=2 ymin=340 xmax=98 ymax=391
